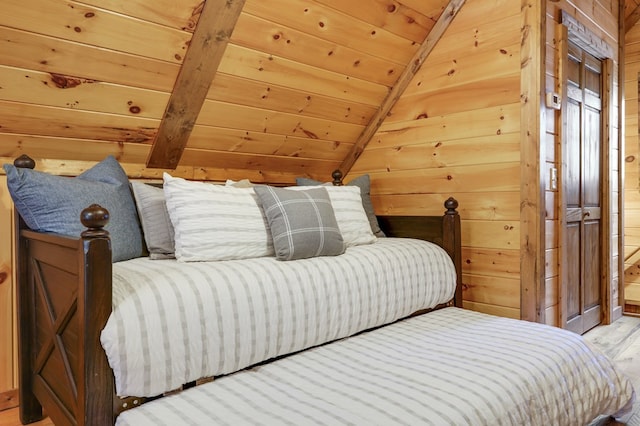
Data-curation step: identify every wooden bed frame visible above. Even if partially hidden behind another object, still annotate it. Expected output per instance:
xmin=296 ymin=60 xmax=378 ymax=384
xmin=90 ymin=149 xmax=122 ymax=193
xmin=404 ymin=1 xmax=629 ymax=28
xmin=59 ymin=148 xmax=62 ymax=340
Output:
xmin=11 ymin=155 xmax=462 ymax=426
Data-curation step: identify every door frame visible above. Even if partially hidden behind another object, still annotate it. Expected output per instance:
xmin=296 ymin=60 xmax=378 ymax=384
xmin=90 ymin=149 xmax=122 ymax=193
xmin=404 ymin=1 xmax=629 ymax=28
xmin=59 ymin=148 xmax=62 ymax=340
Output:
xmin=557 ymin=12 xmax=617 ymax=328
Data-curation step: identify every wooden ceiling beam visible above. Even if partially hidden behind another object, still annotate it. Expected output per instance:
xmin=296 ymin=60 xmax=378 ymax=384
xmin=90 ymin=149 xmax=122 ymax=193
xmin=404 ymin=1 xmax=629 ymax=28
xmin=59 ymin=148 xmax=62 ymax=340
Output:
xmin=339 ymin=0 xmax=467 ymax=175
xmin=147 ymin=0 xmax=245 ymax=169
xmin=626 ymin=3 xmax=640 ymax=33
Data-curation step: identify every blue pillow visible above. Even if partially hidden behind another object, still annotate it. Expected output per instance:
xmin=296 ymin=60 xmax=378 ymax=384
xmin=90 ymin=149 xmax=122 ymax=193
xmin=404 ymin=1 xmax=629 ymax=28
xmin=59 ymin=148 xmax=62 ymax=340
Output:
xmin=3 ymin=156 xmax=143 ymax=262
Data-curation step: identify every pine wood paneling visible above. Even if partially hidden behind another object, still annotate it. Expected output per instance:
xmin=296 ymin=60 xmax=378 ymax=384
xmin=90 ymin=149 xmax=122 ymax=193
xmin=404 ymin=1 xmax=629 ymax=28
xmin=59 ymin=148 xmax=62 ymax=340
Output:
xmin=178 ymin=149 xmax=339 ymax=176
xmin=390 ymin=75 xmax=521 ymax=120
xmin=0 ymin=100 xmax=158 ymax=142
xmin=0 ymin=65 xmax=168 ymax=119
xmin=405 ymin=44 xmax=521 ymax=95
xmin=242 ymin=0 xmax=420 ymax=65
xmin=0 ymin=27 xmax=181 ymax=92
xmin=351 ymin=133 xmax=519 ymax=173
xmin=369 ymin=163 xmax=521 ymax=195
xmin=624 ymin=22 xmax=640 ymax=306
xmin=462 ymin=247 xmax=520 ymax=280
xmin=231 ymin=13 xmax=403 ymax=86
xmin=372 ymin=103 xmax=521 ymax=149
xmin=351 ymin=0 xmax=522 ymax=315
xmin=462 ymin=220 xmax=519 ymax=250
xmin=196 ymin=100 xmax=364 ymax=142
xmin=0 ymin=134 xmax=150 ymax=164
xmin=313 ymin=0 xmax=438 ymax=43
xmin=207 ymin=74 xmax=377 ymax=125
xmin=339 ymin=0 xmax=467 ymax=173
xmin=1 ymin=0 xmax=447 ymax=179
xmin=0 ymin=177 xmax=14 ymax=395
xmin=2 ymin=0 xmax=191 ymax=63
xmin=0 ymin=155 xmax=304 ymax=184
xmin=218 ymin=45 xmax=388 ymax=106
xmin=462 ymin=274 xmax=520 ymax=308
xmin=371 ymin=191 xmax=520 ymax=220
xmin=187 ymin=127 xmax=353 ymax=160
xmin=462 ymin=301 xmax=520 ymax=318
xmin=78 ymin=0 xmax=203 ymax=30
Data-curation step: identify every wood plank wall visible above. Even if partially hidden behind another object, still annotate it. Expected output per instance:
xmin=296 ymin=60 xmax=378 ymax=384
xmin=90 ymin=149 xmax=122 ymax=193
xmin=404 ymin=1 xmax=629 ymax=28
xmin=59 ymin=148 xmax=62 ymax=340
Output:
xmin=0 ymin=178 xmax=16 ymax=405
xmin=350 ymin=0 xmax=523 ymax=319
xmin=624 ymin=22 xmax=640 ymax=308
xmin=0 ymin=0 xmax=447 ymax=183
xmin=351 ymin=0 xmax=623 ymax=322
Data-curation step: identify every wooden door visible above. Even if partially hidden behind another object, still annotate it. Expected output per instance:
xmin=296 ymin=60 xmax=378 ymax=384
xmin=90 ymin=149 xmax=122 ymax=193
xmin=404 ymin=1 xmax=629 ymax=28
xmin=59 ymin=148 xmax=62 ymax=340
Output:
xmin=562 ymin=42 xmax=603 ymax=334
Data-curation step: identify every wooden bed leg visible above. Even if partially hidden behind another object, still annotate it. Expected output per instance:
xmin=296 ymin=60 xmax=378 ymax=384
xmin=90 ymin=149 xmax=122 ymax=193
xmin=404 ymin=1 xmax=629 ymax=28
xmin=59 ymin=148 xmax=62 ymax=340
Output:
xmin=17 ymin=246 xmax=44 ymax=424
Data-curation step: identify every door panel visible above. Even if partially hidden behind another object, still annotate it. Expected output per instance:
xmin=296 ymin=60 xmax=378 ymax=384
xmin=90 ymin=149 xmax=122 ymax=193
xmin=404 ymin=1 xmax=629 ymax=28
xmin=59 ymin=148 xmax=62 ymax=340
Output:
xmin=584 ymin=221 xmax=601 ymax=312
xmin=566 ymin=223 xmax=581 ymax=325
xmin=562 ymin=43 xmax=603 ymax=335
xmin=584 ymin=107 xmax=600 ymax=206
xmin=565 ymin=99 xmax=581 ymax=206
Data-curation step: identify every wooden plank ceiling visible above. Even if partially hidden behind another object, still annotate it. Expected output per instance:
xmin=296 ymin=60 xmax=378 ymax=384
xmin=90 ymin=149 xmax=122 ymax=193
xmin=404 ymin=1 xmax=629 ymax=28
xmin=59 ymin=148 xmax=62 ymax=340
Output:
xmin=626 ymin=0 xmax=640 ymax=31
xmin=0 ymin=0 xmax=457 ymax=183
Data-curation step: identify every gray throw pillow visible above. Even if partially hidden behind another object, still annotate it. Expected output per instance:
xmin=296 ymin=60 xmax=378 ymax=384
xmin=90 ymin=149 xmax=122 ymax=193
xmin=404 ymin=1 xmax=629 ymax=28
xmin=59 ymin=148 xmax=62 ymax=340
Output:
xmin=296 ymin=174 xmax=385 ymax=237
xmin=130 ymin=182 xmax=175 ymax=259
xmin=254 ymin=186 xmax=345 ymax=261
xmin=3 ymin=156 xmax=143 ymax=262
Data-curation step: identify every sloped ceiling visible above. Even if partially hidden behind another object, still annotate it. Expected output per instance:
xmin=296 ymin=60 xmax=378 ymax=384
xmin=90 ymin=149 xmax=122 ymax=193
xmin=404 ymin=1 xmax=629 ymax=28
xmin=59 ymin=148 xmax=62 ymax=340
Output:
xmin=0 ymin=0 xmax=461 ymax=183
xmin=626 ymin=0 xmax=640 ymax=30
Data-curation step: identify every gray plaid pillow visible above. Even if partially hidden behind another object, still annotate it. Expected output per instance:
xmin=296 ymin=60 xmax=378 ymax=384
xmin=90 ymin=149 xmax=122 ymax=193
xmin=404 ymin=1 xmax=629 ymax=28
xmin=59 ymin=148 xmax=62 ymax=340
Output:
xmin=254 ymin=186 xmax=345 ymax=261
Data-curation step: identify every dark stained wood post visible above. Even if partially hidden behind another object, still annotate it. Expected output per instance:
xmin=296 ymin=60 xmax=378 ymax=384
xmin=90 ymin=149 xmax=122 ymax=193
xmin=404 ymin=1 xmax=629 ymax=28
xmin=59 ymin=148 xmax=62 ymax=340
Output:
xmin=14 ymin=156 xmax=43 ymax=425
xmin=443 ymin=197 xmax=462 ymax=307
xmin=78 ymin=205 xmax=114 ymax=426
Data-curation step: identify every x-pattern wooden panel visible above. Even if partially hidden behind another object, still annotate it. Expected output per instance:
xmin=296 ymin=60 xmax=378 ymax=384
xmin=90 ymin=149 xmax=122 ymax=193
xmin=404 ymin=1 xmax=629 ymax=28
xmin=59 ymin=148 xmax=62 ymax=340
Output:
xmin=31 ymin=258 xmax=79 ymax=416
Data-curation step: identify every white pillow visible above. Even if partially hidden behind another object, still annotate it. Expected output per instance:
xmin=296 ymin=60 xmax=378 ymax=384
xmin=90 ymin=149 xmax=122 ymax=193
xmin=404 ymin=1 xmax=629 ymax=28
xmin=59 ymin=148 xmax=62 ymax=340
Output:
xmin=225 ymin=178 xmax=254 ymax=188
xmin=163 ymin=173 xmax=274 ymax=262
xmin=288 ymin=185 xmax=376 ymax=247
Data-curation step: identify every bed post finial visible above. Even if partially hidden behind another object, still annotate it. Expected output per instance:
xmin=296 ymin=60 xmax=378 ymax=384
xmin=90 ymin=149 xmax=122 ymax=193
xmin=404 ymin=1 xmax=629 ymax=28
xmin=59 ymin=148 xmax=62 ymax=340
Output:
xmin=444 ymin=197 xmax=459 ymax=215
xmin=14 ymin=154 xmax=36 ymax=169
xmin=332 ymin=169 xmax=343 ymax=186
xmin=80 ymin=204 xmax=110 ymax=238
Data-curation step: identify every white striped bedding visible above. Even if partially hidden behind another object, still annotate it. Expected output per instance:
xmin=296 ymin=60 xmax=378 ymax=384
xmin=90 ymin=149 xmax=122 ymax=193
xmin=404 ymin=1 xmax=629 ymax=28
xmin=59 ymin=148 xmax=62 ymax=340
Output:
xmin=101 ymin=237 xmax=456 ymax=397
xmin=116 ymin=307 xmax=635 ymax=426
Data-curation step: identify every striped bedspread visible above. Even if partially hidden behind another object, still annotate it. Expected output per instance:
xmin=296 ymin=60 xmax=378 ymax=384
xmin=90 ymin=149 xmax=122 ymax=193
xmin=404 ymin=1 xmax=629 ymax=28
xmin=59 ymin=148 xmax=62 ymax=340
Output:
xmin=101 ymin=238 xmax=456 ymax=397
xmin=116 ymin=308 xmax=635 ymax=426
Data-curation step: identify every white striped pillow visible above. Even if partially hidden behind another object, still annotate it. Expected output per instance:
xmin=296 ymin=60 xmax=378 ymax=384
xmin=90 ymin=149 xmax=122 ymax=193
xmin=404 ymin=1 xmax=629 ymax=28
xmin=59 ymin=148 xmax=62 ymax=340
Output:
xmin=288 ymin=185 xmax=376 ymax=247
xmin=163 ymin=173 xmax=274 ymax=262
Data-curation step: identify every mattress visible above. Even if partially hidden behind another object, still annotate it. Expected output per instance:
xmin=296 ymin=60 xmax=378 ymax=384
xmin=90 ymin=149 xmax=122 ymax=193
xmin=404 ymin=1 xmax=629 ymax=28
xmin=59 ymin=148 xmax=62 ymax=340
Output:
xmin=101 ymin=237 xmax=456 ymax=397
xmin=116 ymin=307 xmax=635 ymax=426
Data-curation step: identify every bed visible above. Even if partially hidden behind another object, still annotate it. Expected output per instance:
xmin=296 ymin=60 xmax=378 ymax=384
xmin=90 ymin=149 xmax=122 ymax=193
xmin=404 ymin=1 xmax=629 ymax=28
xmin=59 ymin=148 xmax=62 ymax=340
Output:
xmin=5 ymin=154 xmax=634 ymax=426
